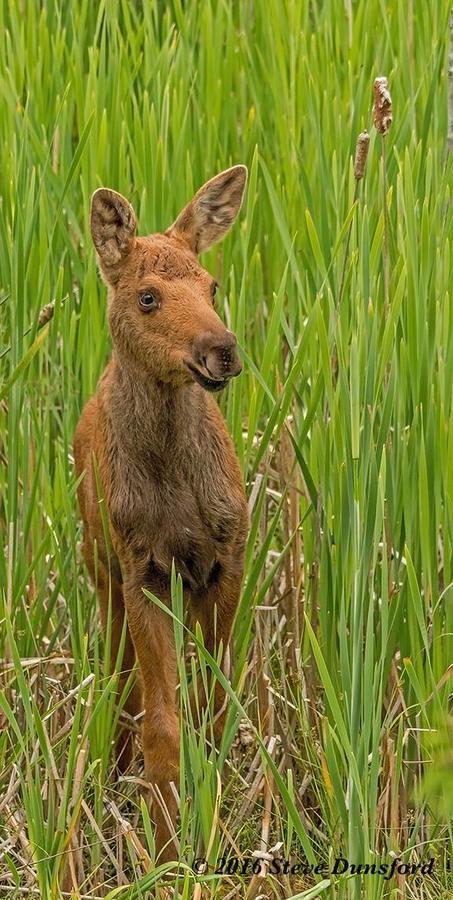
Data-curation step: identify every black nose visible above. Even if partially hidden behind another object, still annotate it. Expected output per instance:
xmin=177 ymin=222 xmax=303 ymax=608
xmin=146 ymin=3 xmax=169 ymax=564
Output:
xmin=193 ymin=330 xmax=241 ymax=379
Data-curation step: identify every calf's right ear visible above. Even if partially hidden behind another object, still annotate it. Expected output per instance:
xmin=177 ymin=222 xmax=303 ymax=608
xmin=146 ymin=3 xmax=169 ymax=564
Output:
xmin=90 ymin=188 xmax=137 ymax=283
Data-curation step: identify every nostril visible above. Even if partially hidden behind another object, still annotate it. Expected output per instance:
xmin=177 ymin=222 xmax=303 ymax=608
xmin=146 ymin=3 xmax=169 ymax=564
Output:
xmin=200 ymin=355 xmax=216 ymax=378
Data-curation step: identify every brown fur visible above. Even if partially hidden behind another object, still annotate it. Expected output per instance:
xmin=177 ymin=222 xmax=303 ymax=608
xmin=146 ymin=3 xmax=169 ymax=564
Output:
xmin=74 ymin=166 xmax=249 ymax=861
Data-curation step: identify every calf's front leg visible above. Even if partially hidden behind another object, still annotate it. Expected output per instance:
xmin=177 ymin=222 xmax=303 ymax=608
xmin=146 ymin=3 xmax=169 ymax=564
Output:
xmin=123 ymin=569 xmax=179 ymax=862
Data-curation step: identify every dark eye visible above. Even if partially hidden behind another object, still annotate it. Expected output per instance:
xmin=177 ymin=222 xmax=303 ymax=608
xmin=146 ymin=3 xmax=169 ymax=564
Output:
xmin=139 ymin=291 xmax=160 ymax=312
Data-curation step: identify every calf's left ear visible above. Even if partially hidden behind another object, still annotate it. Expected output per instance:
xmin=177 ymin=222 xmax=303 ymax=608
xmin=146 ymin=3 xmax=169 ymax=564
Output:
xmin=167 ymin=165 xmax=247 ymax=254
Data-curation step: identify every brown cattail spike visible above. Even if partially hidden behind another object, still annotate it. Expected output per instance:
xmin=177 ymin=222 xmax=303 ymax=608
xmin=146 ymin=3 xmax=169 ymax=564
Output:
xmin=354 ymin=131 xmax=370 ymax=180
xmin=37 ymin=301 xmax=55 ymax=328
xmin=373 ymin=76 xmax=392 ymax=135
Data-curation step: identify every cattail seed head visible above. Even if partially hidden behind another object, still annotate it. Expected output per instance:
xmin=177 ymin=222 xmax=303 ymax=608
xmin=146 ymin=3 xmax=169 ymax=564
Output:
xmin=373 ymin=76 xmax=392 ymax=135
xmin=354 ymin=131 xmax=370 ymax=180
xmin=37 ymin=300 xmax=55 ymax=328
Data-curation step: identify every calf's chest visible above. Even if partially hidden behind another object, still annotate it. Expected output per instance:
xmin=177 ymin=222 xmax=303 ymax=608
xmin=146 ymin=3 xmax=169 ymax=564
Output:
xmin=110 ymin=444 xmax=244 ymax=593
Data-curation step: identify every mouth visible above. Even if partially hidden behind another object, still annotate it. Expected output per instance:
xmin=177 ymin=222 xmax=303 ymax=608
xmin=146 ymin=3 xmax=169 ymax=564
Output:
xmin=185 ymin=362 xmax=229 ymax=393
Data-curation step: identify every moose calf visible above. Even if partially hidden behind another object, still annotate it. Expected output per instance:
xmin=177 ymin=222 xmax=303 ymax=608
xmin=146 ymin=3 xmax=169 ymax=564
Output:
xmin=74 ymin=166 xmax=249 ymax=860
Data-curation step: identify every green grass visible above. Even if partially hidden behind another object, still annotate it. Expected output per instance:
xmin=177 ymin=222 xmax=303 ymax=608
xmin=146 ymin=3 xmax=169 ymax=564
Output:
xmin=1 ymin=1 xmax=452 ymax=898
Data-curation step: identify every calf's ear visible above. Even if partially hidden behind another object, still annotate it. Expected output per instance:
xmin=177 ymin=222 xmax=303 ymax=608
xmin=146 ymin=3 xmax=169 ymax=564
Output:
xmin=90 ymin=188 xmax=137 ymax=283
xmin=167 ymin=165 xmax=247 ymax=254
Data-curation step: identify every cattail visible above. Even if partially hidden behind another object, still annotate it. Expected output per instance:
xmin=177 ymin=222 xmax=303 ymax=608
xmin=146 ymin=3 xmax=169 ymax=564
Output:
xmin=354 ymin=131 xmax=370 ymax=180
xmin=0 ymin=295 xmax=69 ymax=360
xmin=373 ymin=76 xmax=392 ymax=135
xmin=37 ymin=300 xmax=55 ymax=328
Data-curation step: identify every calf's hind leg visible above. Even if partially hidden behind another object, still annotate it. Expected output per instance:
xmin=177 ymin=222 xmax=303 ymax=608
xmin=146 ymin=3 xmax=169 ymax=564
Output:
xmin=190 ymin=569 xmax=242 ymax=740
xmin=84 ymin=545 xmax=142 ymax=771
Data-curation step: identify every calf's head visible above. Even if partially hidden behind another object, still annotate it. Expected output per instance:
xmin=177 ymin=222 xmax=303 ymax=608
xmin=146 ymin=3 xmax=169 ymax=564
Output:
xmin=90 ymin=166 xmax=247 ymax=392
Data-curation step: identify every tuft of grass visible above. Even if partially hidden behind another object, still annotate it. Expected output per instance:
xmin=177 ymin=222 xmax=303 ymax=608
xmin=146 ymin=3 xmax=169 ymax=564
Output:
xmin=1 ymin=1 xmax=452 ymax=898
